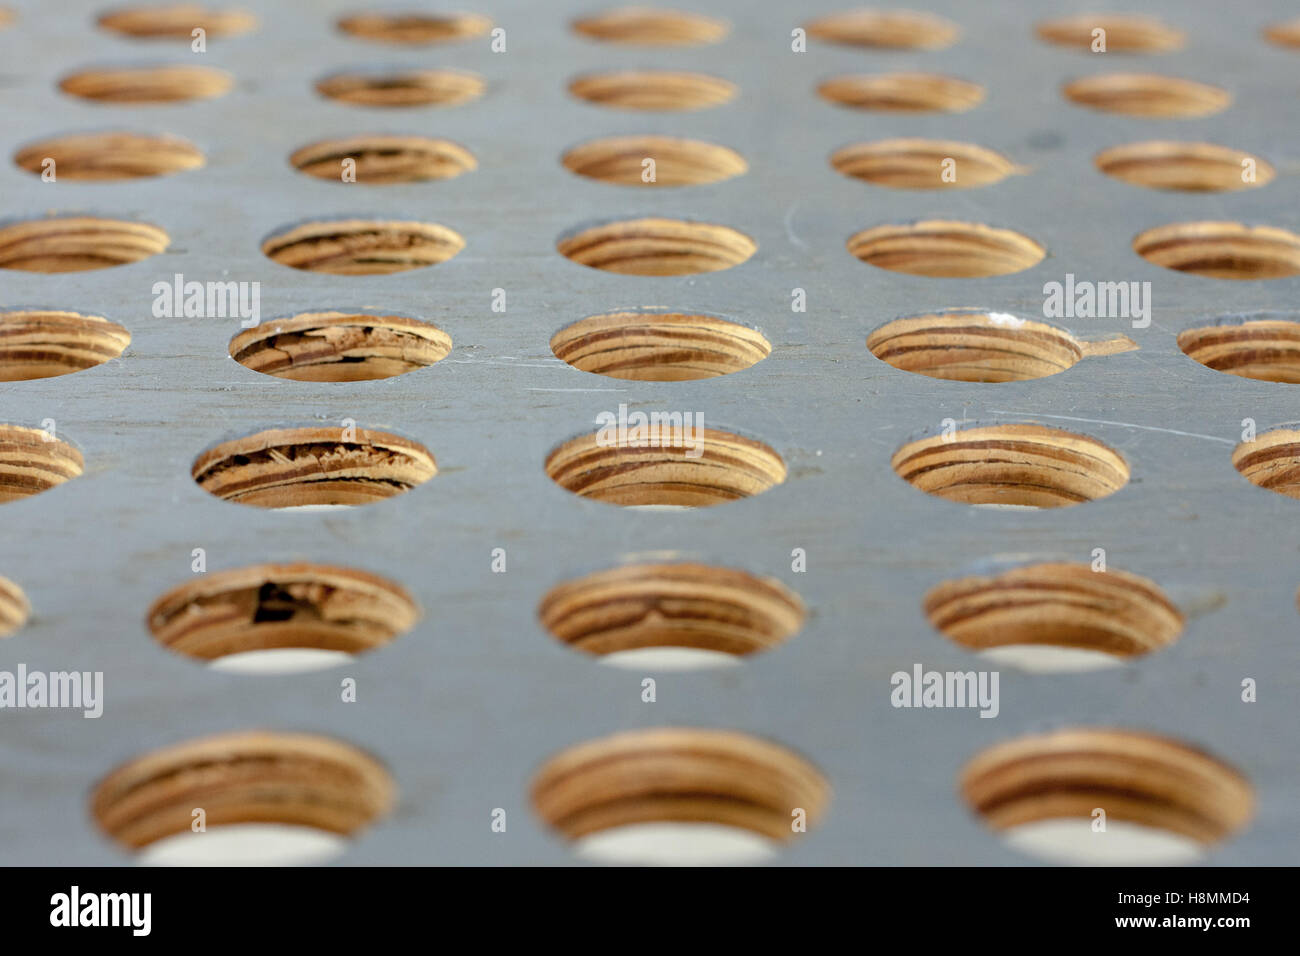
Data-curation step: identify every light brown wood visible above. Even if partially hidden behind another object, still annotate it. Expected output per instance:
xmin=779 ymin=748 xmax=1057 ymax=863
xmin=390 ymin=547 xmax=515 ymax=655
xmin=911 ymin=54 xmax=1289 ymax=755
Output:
xmin=805 ymin=10 xmax=958 ymax=49
xmin=832 ymin=138 xmax=1021 ymax=190
xmin=337 ymin=11 xmax=491 ymax=44
xmin=15 ymin=132 xmax=204 ymax=181
xmin=0 ymin=424 xmax=84 ymax=503
xmin=60 ymin=65 xmax=232 ymax=103
xmin=230 ymin=312 xmax=451 ymax=382
xmin=1063 ymin=73 xmax=1229 ymax=118
xmin=1180 ymin=319 xmax=1300 ymax=382
xmin=567 ymin=70 xmax=736 ymax=111
xmin=290 ymin=135 xmax=475 ymax=184
xmin=562 ymin=135 xmax=746 ymax=186
xmin=98 ymin=4 xmax=257 ymax=38
xmin=551 ymin=311 xmax=769 ymax=381
xmin=261 ymin=219 xmax=465 ymax=275
xmin=818 ymin=73 xmax=984 ymax=112
xmin=572 ymin=7 xmax=727 ymax=46
xmin=0 ymin=575 xmax=29 ymax=638
xmin=557 ymin=217 xmax=755 ymax=276
xmin=0 ymin=217 xmax=168 ymax=273
xmin=1233 ymin=429 xmax=1300 ymax=499
xmin=848 ymin=220 xmax=1045 ymax=278
xmin=1095 ymin=141 xmax=1273 ymax=192
xmin=315 ymin=69 xmax=484 ymax=107
xmin=1134 ymin=221 xmax=1300 ymax=279
xmin=0 ymin=310 xmax=130 ymax=381
xmin=1036 ymin=14 xmax=1185 ymax=52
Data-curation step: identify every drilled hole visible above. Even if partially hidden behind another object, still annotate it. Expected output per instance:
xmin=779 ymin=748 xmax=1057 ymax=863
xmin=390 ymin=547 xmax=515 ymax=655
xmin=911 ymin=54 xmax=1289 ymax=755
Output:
xmin=91 ymin=731 xmax=395 ymax=863
xmin=1133 ymin=221 xmax=1300 ymax=280
xmin=262 ymin=219 xmax=464 ymax=275
xmin=148 ymin=562 xmax=419 ymax=670
xmin=192 ymin=426 xmax=436 ymax=509
xmin=848 ymin=220 xmax=1045 ymax=278
xmin=315 ymin=69 xmax=484 ymax=107
xmin=562 ymin=135 xmax=746 ymax=186
xmin=961 ymin=728 xmax=1252 ymax=865
xmin=572 ymin=7 xmax=727 ymax=46
xmin=98 ymin=4 xmax=256 ymax=38
xmin=1265 ymin=19 xmax=1300 ymax=49
xmin=925 ymin=562 xmax=1183 ymax=672
xmin=539 ymin=562 xmax=804 ymax=667
xmin=1036 ymin=14 xmax=1184 ymax=52
xmin=230 ymin=312 xmax=451 ymax=382
xmin=1179 ymin=319 xmax=1300 ymax=382
xmin=290 ymin=135 xmax=475 ymax=184
xmin=60 ymin=65 xmax=233 ymax=103
xmin=1232 ymin=429 xmax=1300 ymax=499
xmin=0 ymin=424 xmax=83 ymax=504
xmin=1095 ymin=141 xmax=1273 ymax=192
xmin=832 ymin=138 xmax=1019 ymax=190
xmin=546 ymin=425 xmax=785 ymax=507
xmin=805 ymin=9 xmax=958 ymax=49
xmin=557 ymin=217 xmax=755 ymax=276
xmin=14 ymin=131 xmax=204 ymax=181
xmin=0 ymin=575 xmax=29 ymax=637
xmin=891 ymin=423 xmax=1129 ymax=509
xmin=1062 ymin=73 xmax=1229 ymax=118
xmin=568 ymin=70 xmax=736 ymax=111
xmin=551 ymin=311 xmax=769 ymax=381
xmin=817 ymin=73 xmax=984 ymax=112
xmin=531 ymin=728 xmax=829 ymax=864
xmin=0 ymin=216 xmax=168 ymax=273
xmin=0 ymin=310 xmax=130 ymax=381
xmin=337 ymin=11 xmax=491 ymax=44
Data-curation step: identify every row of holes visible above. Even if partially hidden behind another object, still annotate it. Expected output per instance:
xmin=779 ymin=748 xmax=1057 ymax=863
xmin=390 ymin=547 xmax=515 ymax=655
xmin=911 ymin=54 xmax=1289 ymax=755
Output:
xmin=9 ymin=215 xmax=1300 ymax=279
xmin=12 ymin=131 xmax=1276 ymax=194
xmin=84 ymin=724 xmax=1253 ymax=866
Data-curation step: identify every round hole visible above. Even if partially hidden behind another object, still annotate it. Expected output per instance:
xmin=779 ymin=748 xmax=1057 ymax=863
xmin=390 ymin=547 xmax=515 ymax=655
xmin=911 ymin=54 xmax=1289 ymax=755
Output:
xmin=1133 ymin=221 xmax=1300 ymax=280
xmin=191 ymin=426 xmax=436 ymax=509
xmin=831 ymin=138 xmax=1019 ymax=190
xmin=0 ymin=575 xmax=30 ymax=637
xmin=539 ymin=562 xmax=804 ymax=666
xmin=59 ymin=64 xmax=233 ymax=103
xmin=562 ymin=135 xmax=746 ymax=187
xmin=148 ymin=562 xmax=419 ymax=669
xmin=1233 ymin=428 xmax=1300 ymax=500
xmin=961 ymin=728 xmax=1252 ymax=865
xmin=230 ymin=311 xmax=451 ymax=382
xmin=0 ymin=217 xmax=168 ymax=273
xmin=546 ymin=425 xmax=785 ymax=508
xmin=1062 ymin=73 xmax=1229 ymax=118
xmin=290 ymin=135 xmax=475 ymax=184
xmin=530 ymin=728 xmax=829 ymax=865
xmin=97 ymin=4 xmax=257 ymax=38
xmin=550 ymin=311 xmax=770 ymax=381
xmin=891 ymin=423 xmax=1129 ymax=509
xmin=1036 ymin=14 xmax=1184 ymax=52
xmin=262 ymin=219 xmax=464 ymax=275
xmin=337 ymin=11 xmax=491 ymax=44
xmin=1265 ymin=19 xmax=1300 ymax=49
xmin=572 ymin=7 xmax=727 ymax=46
xmin=1179 ymin=319 xmax=1300 ymax=382
xmin=817 ymin=72 xmax=984 ymax=112
xmin=568 ymin=70 xmax=736 ymax=111
xmin=925 ymin=562 xmax=1183 ymax=672
xmin=0 ymin=424 xmax=83 ymax=503
xmin=848 ymin=220 xmax=1045 ymax=278
xmin=315 ymin=69 xmax=484 ymax=108
xmin=14 ymin=131 xmax=204 ymax=181
xmin=556 ymin=217 xmax=755 ymax=276
xmin=805 ymin=9 xmax=959 ymax=49
xmin=0 ymin=310 xmax=130 ymax=381
xmin=91 ymin=731 xmax=395 ymax=863
xmin=1095 ymin=141 xmax=1273 ymax=192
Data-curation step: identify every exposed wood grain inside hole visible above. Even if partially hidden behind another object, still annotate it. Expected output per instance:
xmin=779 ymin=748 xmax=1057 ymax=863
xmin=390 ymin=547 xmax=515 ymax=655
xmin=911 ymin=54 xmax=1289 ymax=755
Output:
xmin=290 ymin=135 xmax=476 ymax=184
xmin=230 ymin=312 xmax=451 ymax=382
xmin=572 ymin=7 xmax=727 ymax=46
xmin=0 ymin=576 xmax=29 ymax=637
xmin=539 ymin=563 xmax=803 ymax=658
xmin=91 ymin=731 xmax=395 ymax=850
xmin=531 ymin=728 xmax=829 ymax=841
xmin=1062 ymin=73 xmax=1229 ymax=118
xmin=0 ymin=424 xmax=84 ymax=504
xmin=1133 ymin=221 xmax=1300 ymax=279
xmin=805 ymin=9 xmax=959 ymax=49
xmin=545 ymin=426 xmax=785 ymax=507
xmin=551 ymin=311 xmax=769 ymax=381
xmin=926 ymin=563 xmax=1182 ymax=658
xmin=568 ymin=70 xmax=736 ymax=111
xmin=192 ymin=426 xmax=436 ymax=509
xmin=1036 ymin=14 xmax=1184 ymax=52
xmin=337 ymin=11 xmax=491 ymax=44
xmin=14 ymin=131 xmax=203 ymax=180
xmin=961 ymin=728 xmax=1253 ymax=846
xmin=891 ymin=423 xmax=1129 ymax=508
xmin=262 ymin=219 xmax=464 ymax=275
xmin=562 ymin=135 xmax=746 ymax=186
xmin=1179 ymin=320 xmax=1300 ymax=382
xmin=315 ymin=69 xmax=484 ymax=107
xmin=1232 ymin=429 xmax=1300 ymax=499
xmin=98 ymin=4 xmax=257 ymax=38
xmin=0 ymin=216 xmax=169 ymax=273
xmin=848 ymin=220 xmax=1044 ymax=278
xmin=557 ymin=217 xmax=755 ymax=276
xmin=818 ymin=72 xmax=984 ymax=112
xmin=831 ymin=138 xmax=1019 ymax=189
xmin=60 ymin=65 xmax=233 ymax=103
xmin=1265 ymin=19 xmax=1300 ymax=49
xmin=1095 ymin=141 xmax=1272 ymax=192
xmin=148 ymin=563 xmax=419 ymax=661
xmin=0 ymin=310 xmax=130 ymax=381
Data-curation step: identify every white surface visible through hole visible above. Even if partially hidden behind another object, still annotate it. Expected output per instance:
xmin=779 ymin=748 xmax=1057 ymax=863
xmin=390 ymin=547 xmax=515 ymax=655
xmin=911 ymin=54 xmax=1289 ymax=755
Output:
xmin=208 ymin=648 xmax=353 ymax=674
xmin=1002 ymin=819 xmax=1204 ymax=866
xmin=574 ymin=822 xmax=779 ymax=866
xmin=978 ymin=644 xmax=1125 ymax=674
xmin=137 ymin=824 xmax=349 ymax=867
xmin=600 ymin=647 xmax=742 ymax=671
